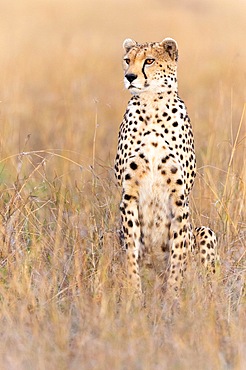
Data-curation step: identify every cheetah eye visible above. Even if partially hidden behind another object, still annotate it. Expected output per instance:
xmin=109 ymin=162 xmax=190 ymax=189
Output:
xmin=124 ymin=58 xmax=130 ymax=65
xmin=145 ymin=58 xmax=155 ymax=65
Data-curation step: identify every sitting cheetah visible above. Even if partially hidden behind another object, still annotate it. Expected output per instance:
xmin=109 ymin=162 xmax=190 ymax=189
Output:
xmin=115 ymin=38 xmax=217 ymax=296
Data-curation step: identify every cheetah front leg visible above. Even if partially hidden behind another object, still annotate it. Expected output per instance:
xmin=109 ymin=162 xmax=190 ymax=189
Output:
xmin=120 ymin=190 xmax=142 ymax=298
xmin=166 ymin=197 xmax=190 ymax=294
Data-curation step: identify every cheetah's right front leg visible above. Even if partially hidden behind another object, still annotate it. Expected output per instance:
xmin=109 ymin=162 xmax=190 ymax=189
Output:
xmin=120 ymin=191 xmax=142 ymax=298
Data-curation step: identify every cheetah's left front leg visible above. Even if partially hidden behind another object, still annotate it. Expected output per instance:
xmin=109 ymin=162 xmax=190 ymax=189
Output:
xmin=166 ymin=196 xmax=190 ymax=294
xmin=120 ymin=189 xmax=142 ymax=298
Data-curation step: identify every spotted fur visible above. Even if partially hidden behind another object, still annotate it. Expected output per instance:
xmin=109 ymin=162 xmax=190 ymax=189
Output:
xmin=115 ymin=38 xmax=217 ymax=296
xmin=194 ymin=226 xmax=218 ymax=273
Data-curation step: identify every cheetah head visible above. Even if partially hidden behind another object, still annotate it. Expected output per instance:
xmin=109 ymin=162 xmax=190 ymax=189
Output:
xmin=122 ymin=38 xmax=178 ymax=95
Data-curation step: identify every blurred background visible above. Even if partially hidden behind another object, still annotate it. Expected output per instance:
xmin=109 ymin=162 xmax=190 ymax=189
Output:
xmin=0 ymin=0 xmax=245 ymax=161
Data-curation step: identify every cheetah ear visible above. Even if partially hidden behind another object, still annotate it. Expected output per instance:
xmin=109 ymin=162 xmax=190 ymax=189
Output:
xmin=123 ymin=38 xmax=137 ymax=53
xmin=160 ymin=38 xmax=178 ymax=61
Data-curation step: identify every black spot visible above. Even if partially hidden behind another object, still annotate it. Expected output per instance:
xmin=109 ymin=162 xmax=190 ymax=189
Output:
xmin=124 ymin=194 xmax=131 ymax=200
xmin=176 ymin=179 xmax=183 ymax=185
xmin=171 ymin=166 xmax=178 ymax=174
xmin=128 ymin=220 xmax=133 ymax=227
xmin=125 ymin=173 xmax=131 ymax=180
xmin=144 ymin=131 xmax=151 ymax=136
xmin=176 ymin=200 xmax=182 ymax=207
xmin=130 ymin=162 xmax=138 ymax=170
xmin=162 ymin=156 xmax=169 ymax=163
xmin=172 ymin=108 xmax=178 ymax=113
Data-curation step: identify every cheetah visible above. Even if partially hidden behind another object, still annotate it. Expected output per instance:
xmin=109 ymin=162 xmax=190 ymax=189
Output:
xmin=114 ymin=38 xmax=217 ymax=296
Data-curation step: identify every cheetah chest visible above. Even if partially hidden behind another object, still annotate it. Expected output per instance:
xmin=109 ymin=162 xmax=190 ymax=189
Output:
xmin=117 ymin=93 xmax=196 ymax=196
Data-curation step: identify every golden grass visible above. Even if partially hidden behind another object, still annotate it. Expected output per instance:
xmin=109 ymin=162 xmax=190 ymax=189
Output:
xmin=0 ymin=0 xmax=245 ymax=369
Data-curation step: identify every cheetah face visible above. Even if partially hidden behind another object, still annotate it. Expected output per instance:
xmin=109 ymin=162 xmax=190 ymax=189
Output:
xmin=123 ymin=38 xmax=178 ymax=95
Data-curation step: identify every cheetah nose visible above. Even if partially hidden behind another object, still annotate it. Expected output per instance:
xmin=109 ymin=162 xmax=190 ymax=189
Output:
xmin=125 ymin=73 xmax=137 ymax=83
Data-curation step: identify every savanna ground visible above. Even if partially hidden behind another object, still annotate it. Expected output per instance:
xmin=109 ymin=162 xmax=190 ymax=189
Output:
xmin=0 ymin=0 xmax=245 ymax=369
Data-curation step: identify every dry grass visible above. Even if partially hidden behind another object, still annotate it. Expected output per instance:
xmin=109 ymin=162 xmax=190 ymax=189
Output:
xmin=0 ymin=0 xmax=245 ymax=369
